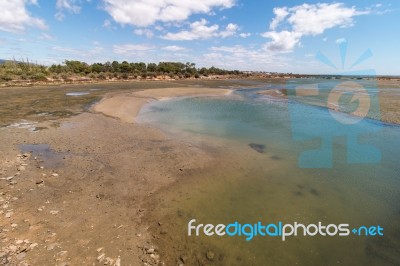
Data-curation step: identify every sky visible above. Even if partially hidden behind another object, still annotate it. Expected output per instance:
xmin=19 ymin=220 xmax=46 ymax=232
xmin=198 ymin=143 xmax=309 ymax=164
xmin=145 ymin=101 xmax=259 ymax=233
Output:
xmin=0 ymin=0 xmax=399 ymax=75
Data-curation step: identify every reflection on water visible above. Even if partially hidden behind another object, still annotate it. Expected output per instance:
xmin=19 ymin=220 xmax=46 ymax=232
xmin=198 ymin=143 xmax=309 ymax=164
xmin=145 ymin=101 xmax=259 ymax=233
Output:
xmin=137 ymin=86 xmax=400 ymax=265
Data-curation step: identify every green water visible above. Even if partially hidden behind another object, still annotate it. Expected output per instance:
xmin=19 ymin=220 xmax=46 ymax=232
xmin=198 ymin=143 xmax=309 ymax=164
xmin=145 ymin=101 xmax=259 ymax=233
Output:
xmin=137 ymin=86 xmax=400 ymax=265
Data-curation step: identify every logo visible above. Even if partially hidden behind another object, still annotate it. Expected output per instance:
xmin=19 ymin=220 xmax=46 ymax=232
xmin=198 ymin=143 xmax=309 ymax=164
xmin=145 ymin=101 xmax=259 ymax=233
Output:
xmin=188 ymin=219 xmax=384 ymax=241
xmin=288 ymin=41 xmax=381 ymax=168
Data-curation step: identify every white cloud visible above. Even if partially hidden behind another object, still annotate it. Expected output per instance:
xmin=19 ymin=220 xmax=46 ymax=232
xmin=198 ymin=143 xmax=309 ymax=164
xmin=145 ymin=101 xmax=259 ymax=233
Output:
xmin=55 ymin=0 xmax=81 ymax=21
xmin=162 ymin=45 xmax=187 ymax=52
xmin=239 ymin=32 xmax=251 ymax=38
xmin=199 ymin=45 xmax=289 ymax=71
xmin=263 ymin=3 xmax=369 ymax=52
xmin=336 ymin=38 xmax=347 ymax=44
xmin=134 ymin=29 xmax=154 ymax=38
xmin=39 ymin=33 xmax=55 ymax=41
xmin=161 ymin=19 xmax=238 ymax=40
xmin=261 ymin=31 xmax=302 ymax=52
xmin=219 ymin=23 xmax=238 ymax=38
xmin=0 ymin=0 xmax=47 ymax=33
xmin=113 ymin=44 xmax=154 ymax=55
xmin=102 ymin=0 xmax=235 ymax=27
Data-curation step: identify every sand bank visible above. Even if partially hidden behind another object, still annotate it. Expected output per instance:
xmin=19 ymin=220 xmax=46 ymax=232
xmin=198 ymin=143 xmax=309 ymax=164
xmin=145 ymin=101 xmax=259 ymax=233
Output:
xmin=94 ymin=87 xmax=231 ymax=123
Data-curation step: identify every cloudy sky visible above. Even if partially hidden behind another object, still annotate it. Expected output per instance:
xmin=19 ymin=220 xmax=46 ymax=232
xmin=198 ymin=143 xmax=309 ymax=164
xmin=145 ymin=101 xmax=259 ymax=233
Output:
xmin=0 ymin=0 xmax=398 ymax=74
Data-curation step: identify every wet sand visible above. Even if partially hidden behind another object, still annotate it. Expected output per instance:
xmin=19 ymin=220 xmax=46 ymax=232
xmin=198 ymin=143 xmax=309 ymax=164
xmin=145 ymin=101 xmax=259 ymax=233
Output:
xmin=0 ymin=85 xmax=233 ymax=265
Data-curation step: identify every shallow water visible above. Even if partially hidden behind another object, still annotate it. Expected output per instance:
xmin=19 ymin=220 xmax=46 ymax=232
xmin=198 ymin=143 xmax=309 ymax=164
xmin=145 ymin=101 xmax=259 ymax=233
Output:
xmin=137 ymin=83 xmax=400 ymax=265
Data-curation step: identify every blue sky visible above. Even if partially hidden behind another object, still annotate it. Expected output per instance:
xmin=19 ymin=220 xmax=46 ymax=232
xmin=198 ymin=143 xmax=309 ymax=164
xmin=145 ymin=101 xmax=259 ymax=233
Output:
xmin=0 ymin=0 xmax=399 ymax=75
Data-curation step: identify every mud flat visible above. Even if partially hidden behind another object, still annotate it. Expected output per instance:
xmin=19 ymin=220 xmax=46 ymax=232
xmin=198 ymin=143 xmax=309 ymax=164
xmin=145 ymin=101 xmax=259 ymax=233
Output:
xmin=0 ymin=84 xmax=234 ymax=265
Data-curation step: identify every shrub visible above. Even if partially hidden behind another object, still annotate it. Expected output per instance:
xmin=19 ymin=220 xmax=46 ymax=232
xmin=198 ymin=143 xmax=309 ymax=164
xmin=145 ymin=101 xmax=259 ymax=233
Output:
xmin=0 ymin=74 xmax=12 ymax=81
xmin=31 ymin=73 xmax=48 ymax=82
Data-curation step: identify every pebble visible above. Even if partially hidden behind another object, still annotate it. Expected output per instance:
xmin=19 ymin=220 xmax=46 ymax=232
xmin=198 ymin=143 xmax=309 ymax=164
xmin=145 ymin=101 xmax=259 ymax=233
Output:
xmin=96 ymin=247 xmax=103 ymax=252
xmin=5 ymin=211 xmax=13 ymax=218
xmin=97 ymin=253 xmax=105 ymax=262
xmin=17 ymin=166 xmax=26 ymax=171
xmin=11 ymin=223 xmax=18 ymax=228
xmin=115 ymin=256 xmax=121 ymax=266
xmin=29 ymin=243 xmax=38 ymax=249
xmin=206 ymin=250 xmax=215 ymax=261
xmin=146 ymin=248 xmax=155 ymax=254
xmin=50 ymin=210 xmax=59 ymax=215
xmin=180 ymin=255 xmax=188 ymax=263
xmin=36 ymin=180 xmax=44 ymax=184
xmin=16 ymin=252 xmax=26 ymax=260
xmin=52 ymin=173 xmax=59 ymax=177
xmin=6 ymin=176 xmax=14 ymax=181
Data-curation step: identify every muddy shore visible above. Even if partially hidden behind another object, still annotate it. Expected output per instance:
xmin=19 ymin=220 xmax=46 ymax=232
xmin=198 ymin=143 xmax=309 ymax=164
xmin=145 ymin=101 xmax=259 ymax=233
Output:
xmin=0 ymin=83 xmax=236 ymax=265
xmin=1 ymin=78 xmax=399 ymax=265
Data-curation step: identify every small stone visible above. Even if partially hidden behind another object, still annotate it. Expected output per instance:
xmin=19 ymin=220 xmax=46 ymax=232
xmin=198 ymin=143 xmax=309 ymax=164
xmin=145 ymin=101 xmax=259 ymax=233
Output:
xmin=96 ymin=247 xmax=103 ymax=252
xmin=29 ymin=243 xmax=38 ymax=249
xmin=115 ymin=257 xmax=121 ymax=266
xmin=206 ymin=250 xmax=215 ymax=261
xmin=6 ymin=176 xmax=13 ymax=181
xmin=5 ymin=211 xmax=13 ymax=218
xmin=17 ymin=166 xmax=26 ymax=171
xmin=50 ymin=210 xmax=59 ymax=215
xmin=97 ymin=253 xmax=105 ymax=262
xmin=16 ymin=240 xmax=24 ymax=244
xmin=11 ymin=223 xmax=18 ymax=228
xmin=39 ymin=166 xmax=44 ymax=169
xmin=180 ymin=255 xmax=188 ymax=263
xmin=51 ymin=173 xmax=59 ymax=177
xmin=16 ymin=252 xmax=26 ymax=260
xmin=36 ymin=180 xmax=44 ymax=184
xmin=104 ymin=257 xmax=114 ymax=264
xmin=47 ymin=243 xmax=57 ymax=250
xmin=146 ymin=248 xmax=155 ymax=254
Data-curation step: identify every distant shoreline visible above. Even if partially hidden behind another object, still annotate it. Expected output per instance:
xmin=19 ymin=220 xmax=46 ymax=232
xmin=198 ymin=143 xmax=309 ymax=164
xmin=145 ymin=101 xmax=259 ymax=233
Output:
xmin=1 ymin=73 xmax=399 ymax=89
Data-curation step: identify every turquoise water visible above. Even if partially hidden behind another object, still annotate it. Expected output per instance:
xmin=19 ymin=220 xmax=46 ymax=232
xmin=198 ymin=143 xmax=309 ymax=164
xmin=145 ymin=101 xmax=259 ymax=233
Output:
xmin=137 ymin=85 xmax=400 ymax=265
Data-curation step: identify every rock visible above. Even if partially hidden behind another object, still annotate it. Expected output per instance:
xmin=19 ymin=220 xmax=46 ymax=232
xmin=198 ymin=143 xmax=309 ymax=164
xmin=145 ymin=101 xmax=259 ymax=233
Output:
xmin=51 ymin=173 xmax=59 ymax=177
xmin=29 ymin=243 xmax=38 ymax=249
xmin=180 ymin=255 xmax=188 ymax=263
xmin=36 ymin=180 xmax=44 ymax=185
xmin=16 ymin=252 xmax=26 ymax=260
xmin=16 ymin=240 xmax=24 ymax=244
xmin=39 ymin=166 xmax=44 ymax=169
xmin=206 ymin=250 xmax=215 ymax=261
xmin=17 ymin=166 xmax=26 ymax=171
xmin=146 ymin=248 xmax=155 ymax=254
xmin=6 ymin=176 xmax=13 ymax=181
xmin=160 ymin=229 xmax=167 ymax=235
xmin=96 ymin=247 xmax=103 ymax=252
xmin=47 ymin=243 xmax=57 ymax=250
xmin=97 ymin=253 xmax=105 ymax=262
xmin=104 ymin=257 xmax=114 ymax=265
xmin=50 ymin=210 xmax=59 ymax=215
xmin=248 ymin=143 xmax=266 ymax=153
xmin=5 ymin=211 xmax=13 ymax=218
xmin=11 ymin=223 xmax=18 ymax=228
xmin=115 ymin=256 xmax=121 ymax=266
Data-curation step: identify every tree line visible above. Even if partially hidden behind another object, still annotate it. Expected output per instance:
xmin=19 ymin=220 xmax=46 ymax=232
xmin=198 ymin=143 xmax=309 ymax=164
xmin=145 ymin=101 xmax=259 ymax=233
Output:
xmin=0 ymin=59 xmax=241 ymax=82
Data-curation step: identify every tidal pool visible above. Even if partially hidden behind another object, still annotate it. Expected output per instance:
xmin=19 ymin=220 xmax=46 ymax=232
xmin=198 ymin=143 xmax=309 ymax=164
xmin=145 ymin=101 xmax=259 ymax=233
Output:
xmin=137 ymin=85 xmax=400 ymax=265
